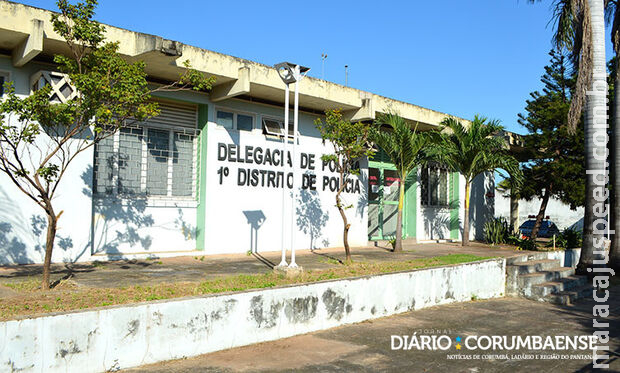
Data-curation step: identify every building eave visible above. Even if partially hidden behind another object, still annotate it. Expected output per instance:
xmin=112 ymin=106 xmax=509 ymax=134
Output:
xmin=0 ymin=0 xmax=470 ymax=129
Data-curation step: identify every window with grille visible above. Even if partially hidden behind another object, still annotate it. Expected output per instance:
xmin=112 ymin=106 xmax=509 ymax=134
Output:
xmin=93 ymin=101 xmax=198 ymax=198
xmin=420 ymin=166 xmax=449 ymax=207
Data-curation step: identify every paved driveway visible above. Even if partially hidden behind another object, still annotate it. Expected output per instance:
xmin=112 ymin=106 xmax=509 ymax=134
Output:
xmin=126 ymin=287 xmax=619 ymax=372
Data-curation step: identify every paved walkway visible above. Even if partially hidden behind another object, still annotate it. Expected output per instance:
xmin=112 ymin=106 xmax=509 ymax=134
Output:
xmin=0 ymin=242 xmax=528 ymax=288
xmin=125 ymin=287 xmax=620 ymax=372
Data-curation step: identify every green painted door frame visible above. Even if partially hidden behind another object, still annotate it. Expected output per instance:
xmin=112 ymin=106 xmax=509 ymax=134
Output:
xmin=449 ymin=171 xmax=460 ymax=240
xmin=368 ymin=151 xmax=416 ymax=240
xmin=195 ymin=104 xmax=208 ymax=250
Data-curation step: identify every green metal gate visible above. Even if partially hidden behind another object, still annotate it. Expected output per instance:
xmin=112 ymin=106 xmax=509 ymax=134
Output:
xmin=368 ymin=150 xmax=417 ymax=241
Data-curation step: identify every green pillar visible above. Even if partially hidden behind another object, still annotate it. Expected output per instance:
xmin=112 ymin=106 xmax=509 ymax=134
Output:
xmin=195 ymin=104 xmax=209 ymax=251
xmin=404 ymin=170 xmax=417 ymax=238
xmin=450 ymin=171 xmax=460 ymax=240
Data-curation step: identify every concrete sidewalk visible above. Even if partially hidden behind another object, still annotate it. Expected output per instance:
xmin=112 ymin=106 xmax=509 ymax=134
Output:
xmin=0 ymin=242 xmax=529 ymax=289
xmin=125 ymin=286 xmax=620 ymax=372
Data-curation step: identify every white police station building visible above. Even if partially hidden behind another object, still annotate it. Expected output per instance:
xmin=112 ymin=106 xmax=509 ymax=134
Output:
xmin=0 ymin=1 xmax=495 ymax=265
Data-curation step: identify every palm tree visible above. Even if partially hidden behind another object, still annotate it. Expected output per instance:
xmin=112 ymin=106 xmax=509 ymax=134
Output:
xmin=605 ymin=0 xmax=620 ymax=270
xmin=530 ymin=0 xmax=607 ymax=274
xmin=428 ymin=116 xmax=521 ymax=246
xmin=371 ymin=113 xmax=431 ymax=252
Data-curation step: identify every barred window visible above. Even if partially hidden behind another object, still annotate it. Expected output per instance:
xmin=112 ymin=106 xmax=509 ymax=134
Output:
xmin=93 ymin=101 xmax=198 ymax=198
xmin=420 ymin=166 xmax=448 ymax=207
xmin=93 ymin=126 xmax=198 ymax=198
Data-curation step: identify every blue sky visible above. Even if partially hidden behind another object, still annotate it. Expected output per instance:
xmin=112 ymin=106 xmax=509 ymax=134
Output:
xmin=17 ymin=0 xmax=615 ymax=134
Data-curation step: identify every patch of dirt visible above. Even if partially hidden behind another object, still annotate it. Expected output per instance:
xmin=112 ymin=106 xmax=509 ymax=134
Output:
xmin=157 ymin=334 xmax=366 ymax=372
xmin=0 ymin=285 xmax=17 ymax=299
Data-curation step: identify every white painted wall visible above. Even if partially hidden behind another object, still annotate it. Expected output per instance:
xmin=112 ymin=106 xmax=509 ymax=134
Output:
xmin=90 ymin=90 xmax=212 ymax=260
xmin=0 ymin=56 xmax=93 ymax=265
xmin=416 ymin=171 xmax=494 ymax=242
xmin=469 ymin=172 xmax=495 ymax=241
xmin=92 ymin=200 xmax=197 ymax=256
xmin=495 ymin=193 xmax=584 ymax=230
xmin=0 ymin=259 xmax=505 ymax=373
xmin=203 ymin=99 xmax=368 ymax=254
xmin=0 ymin=57 xmax=209 ymax=264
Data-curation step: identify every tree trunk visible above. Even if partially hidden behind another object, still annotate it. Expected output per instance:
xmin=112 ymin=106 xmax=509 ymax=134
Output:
xmin=462 ymin=180 xmax=470 ymax=246
xmin=394 ymin=180 xmax=405 ymax=252
xmin=41 ymin=209 xmax=58 ymax=290
xmin=336 ymin=170 xmax=351 ymax=263
xmin=509 ymin=192 xmax=519 ymax=234
xmin=336 ymin=190 xmax=351 ymax=262
xmin=577 ymin=0 xmax=607 ymax=275
xmin=530 ymin=187 xmax=551 ymax=240
xmin=610 ymin=57 xmax=620 ymax=271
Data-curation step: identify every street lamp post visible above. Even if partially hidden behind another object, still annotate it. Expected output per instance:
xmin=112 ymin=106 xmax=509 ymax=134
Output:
xmin=274 ymin=62 xmax=310 ymax=270
xmin=289 ymin=65 xmax=301 ymax=268
xmin=277 ymin=82 xmax=290 ymax=268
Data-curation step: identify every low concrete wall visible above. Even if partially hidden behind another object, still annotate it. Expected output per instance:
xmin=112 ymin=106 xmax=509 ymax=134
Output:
xmin=506 ymin=249 xmax=581 ymax=268
xmin=0 ymin=259 xmax=505 ymax=373
xmin=546 ymin=248 xmax=581 ymax=268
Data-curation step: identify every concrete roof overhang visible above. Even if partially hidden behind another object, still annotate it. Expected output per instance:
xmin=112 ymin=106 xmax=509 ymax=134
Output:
xmin=0 ymin=0 xmax=530 ymax=155
xmin=0 ymin=0 xmax=472 ymax=132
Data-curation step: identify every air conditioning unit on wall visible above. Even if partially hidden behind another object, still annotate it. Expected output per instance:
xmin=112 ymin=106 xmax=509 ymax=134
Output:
xmin=30 ymin=70 xmax=78 ymax=103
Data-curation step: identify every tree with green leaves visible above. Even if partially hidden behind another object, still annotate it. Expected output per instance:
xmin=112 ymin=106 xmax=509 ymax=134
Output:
xmin=0 ymin=0 xmax=214 ymax=289
xmin=518 ymin=49 xmax=585 ymax=240
xmin=528 ymin=0 xmax=608 ymax=274
xmin=370 ymin=113 xmax=430 ymax=252
xmin=427 ymin=116 xmax=521 ymax=246
xmin=314 ymin=109 xmax=374 ymax=262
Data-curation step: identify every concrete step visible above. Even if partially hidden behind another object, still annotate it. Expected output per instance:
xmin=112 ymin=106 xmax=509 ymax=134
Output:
xmin=517 ymin=267 xmax=575 ymax=290
xmin=544 ymin=285 xmax=593 ymax=306
xmin=505 ymin=259 xmax=563 ymax=296
xmin=507 ymin=259 xmax=562 ymax=275
xmin=506 ymin=252 xmax=555 ymax=266
xmin=529 ymin=276 xmax=589 ymax=299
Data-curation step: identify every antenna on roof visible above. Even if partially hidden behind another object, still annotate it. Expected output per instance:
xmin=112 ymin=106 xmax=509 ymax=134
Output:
xmin=345 ymin=65 xmax=349 ymax=87
xmin=321 ymin=53 xmax=327 ymax=80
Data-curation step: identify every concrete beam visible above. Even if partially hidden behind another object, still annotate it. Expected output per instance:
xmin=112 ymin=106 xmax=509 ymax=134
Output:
xmin=133 ymin=35 xmax=182 ymax=57
xmin=12 ymin=19 xmax=43 ymax=67
xmin=343 ymin=93 xmax=374 ymax=122
xmin=210 ymin=66 xmax=251 ymax=102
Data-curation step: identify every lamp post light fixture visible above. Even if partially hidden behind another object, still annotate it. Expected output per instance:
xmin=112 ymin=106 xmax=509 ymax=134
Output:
xmin=274 ymin=62 xmax=310 ymax=271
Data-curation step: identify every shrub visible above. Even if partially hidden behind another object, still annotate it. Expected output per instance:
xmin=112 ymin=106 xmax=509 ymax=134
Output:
xmin=517 ymin=238 xmax=538 ymax=251
xmin=388 ymin=237 xmax=397 ymax=250
xmin=561 ymin=228 xmax=582 ymax=248
xmin=546 ymin=228 xmax=582 ymax=249
xmin=484 ymin=217 xmax=510 ymax=245
xmin=506 ymin=234 xmax=522 ymax=246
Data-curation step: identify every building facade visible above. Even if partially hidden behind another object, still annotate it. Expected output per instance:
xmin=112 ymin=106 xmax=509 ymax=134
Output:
xmin=0 ymin=2 xmax=494 ymax=265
